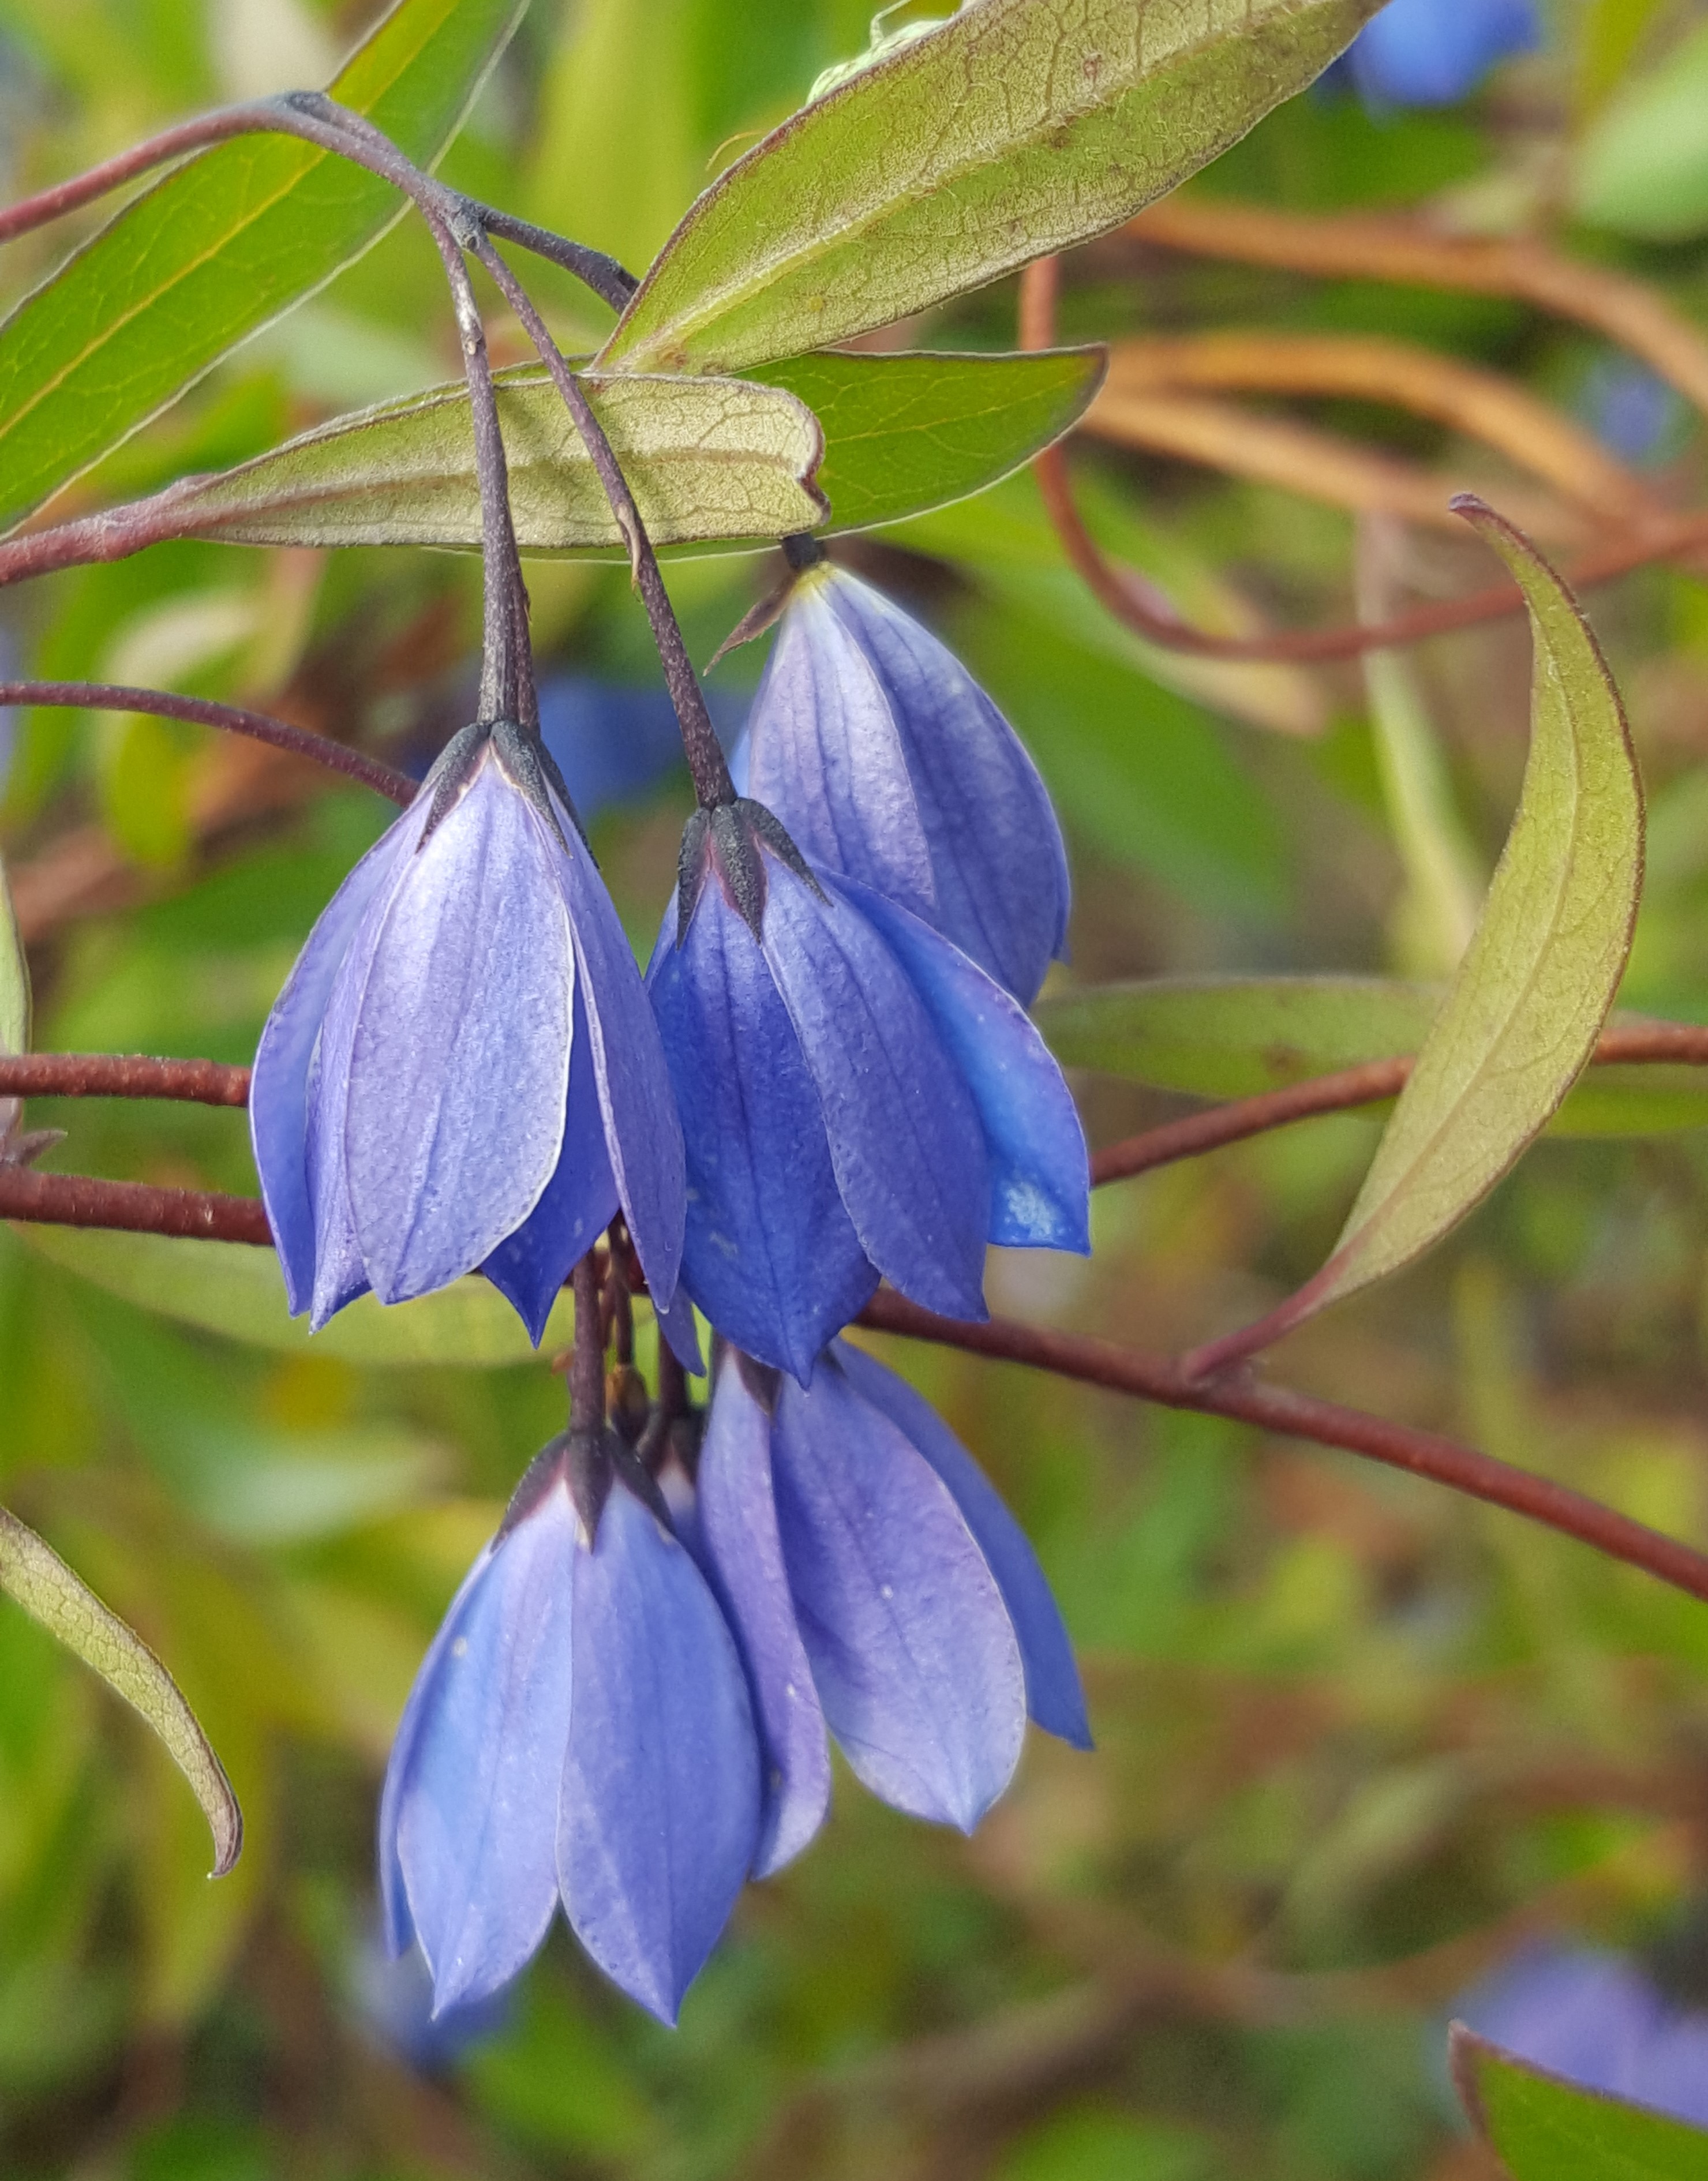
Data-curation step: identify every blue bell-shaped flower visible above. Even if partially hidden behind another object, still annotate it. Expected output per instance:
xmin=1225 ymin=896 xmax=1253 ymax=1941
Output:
xmin=645 ymin=799 xmax=1088 ymax=1381
xmin=379 ymin=1430 xmax=761 ymax=2025
xmin=742 ymin=560 xmax=1069 ymax=1006
xmin=1345 ymin=0 xmax=1538 ymax=107
xmin=250 ymin=719 xmax=684 ymax=1340
xmin=692 ymin=1342 xmax=1089 ymax=1873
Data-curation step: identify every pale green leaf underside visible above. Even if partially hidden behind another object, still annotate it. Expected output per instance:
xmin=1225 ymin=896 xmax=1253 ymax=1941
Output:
xmin=0 ymin=855 xmax=24 ymax=1058
xmin=1034 ymin=977 xmax=1706 ymax=1137
xmin=1455 ymin=2033 xmax=1708 ymax=2180
xmin=1315 ymin=509 xmax=1643 ymax=1306
xmin=152 ymin=347 xmax=1100 ymax=553
xmin=162 ymin=368 xmax=829 ymax=551
xmin=598 ymin=0 xmax=1382 ymax=376
xmin=0 ymin=1507 xmax=241 ymax=1876
xmin=22 ymin=1224 xmax=576 ymax=1365
xmin=0 ymin=0 xmax=526 ymax=534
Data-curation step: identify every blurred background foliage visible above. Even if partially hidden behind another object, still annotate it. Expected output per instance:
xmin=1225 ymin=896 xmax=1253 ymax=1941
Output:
xmin=5 ymin=1 xmax=1708 ymax=2175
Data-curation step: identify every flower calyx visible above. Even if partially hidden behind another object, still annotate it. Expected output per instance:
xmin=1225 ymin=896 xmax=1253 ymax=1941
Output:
xmin=676 ymin=797 xmax=823 ymax=946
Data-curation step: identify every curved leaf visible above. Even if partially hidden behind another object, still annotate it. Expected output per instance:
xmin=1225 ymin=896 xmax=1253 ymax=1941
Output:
xmin=1274 ymin=502 xmax=1644 ymax=1325
xmin=1452 ymin=2029 xmax=1708 ymax=2180
xmin=160 ymin=369 xmax=828 ymax=552
xmin=0 ymin=1507 xmax=241 ymax=1876
xmin=21 ymin=1227 xmax=577 ymax=1366
xmin=0 ymin=0 xmax=527 ymax=534
xmin=597 ymin=0 xmax=1380 ymax=376
xmin=0 ymin=852 xmax=23 ymax=1058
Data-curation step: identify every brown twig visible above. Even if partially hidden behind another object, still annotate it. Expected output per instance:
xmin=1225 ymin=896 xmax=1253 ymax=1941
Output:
xmin=855 ymin=1291 xmax=1708 ymax=1606
xmin=0 ymin=1168 xmax=268 ymax=1243
xmin=0 ymin=682 xmax=414 ymax=804
xmin=0 ymin=1055 xmax=250 ymax=1106
xmin=1018 ymin=258 xmax=1708 ymax=664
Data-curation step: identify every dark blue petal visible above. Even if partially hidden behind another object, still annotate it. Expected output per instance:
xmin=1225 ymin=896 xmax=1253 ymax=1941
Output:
xmin=380 ymin=1484 xmax=577 ymax=2014
xmin=482 ymin=979 xmax=617 ymax=1345
xmin=811 ymin=570 xmax=1070 ymax=1005
xmin=553 ymin=811 xmax=686 ymax=1310
xmin=1350 ymin=0 xmax=1538 ymax=107
xmin=761 ymin=865 xmax=990 ymax=1323
xmin=832 ymin=1339 xmax=1090 ymax=1748
xmin=646 ymin=885 xmax=876 ymax=1381
xmin=771 ymin=1356 xmax=1025 ymax=1829
xmin=695 ymin=1362 xmax=831 ymax=1876
xmin=558 ymin=1485 xmax=761 ymax=2024
xmin=841 ymin=880 xmax=1089 ymax=1254
xmin=651 ymin=1280 xmax=706 ymax=1375
xmin=344 ymin=759 xmax=574 ymax=1305
xmin=250 ymin=816 xmax=414 ymax=1314
xmin=745 ymin=583 xmax=938 ymax=923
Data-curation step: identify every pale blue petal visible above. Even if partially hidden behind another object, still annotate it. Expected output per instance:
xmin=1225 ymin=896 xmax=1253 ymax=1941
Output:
xmin=695 ymin=1362 xmax=831 ymax=1876
xmin=346 ymin=760 xmax=574 ymax=1303
xmin=559 ymin=1485 xmax=761 ymax=2024
xmin=832 ymin=1340 xmax=1090 ymax=1747
xmin=761 ymin=866 xmax=989 ymax=1323
xmin=250 ymin=814 xmax=415 ymax=1315
xmin=647 ymin=885 xmax=875 ymax=1381
xmin=746 ymin=582 xmax=937 ymax=921
xmin=482 ymin=979 xmax=617 ymax=1344
xmin=820 ymin=571 xmax=1069 ymax=1003
xmin=383 ymin=1483 xmax=577 ymax=2014
xmin=771 ymin=1358 xmax=1025 ymax=1829
xmin=554 ymin=811 xmax=686 ymax=1310
xmin=841 ymin=881 xmax=1089 ymax=1254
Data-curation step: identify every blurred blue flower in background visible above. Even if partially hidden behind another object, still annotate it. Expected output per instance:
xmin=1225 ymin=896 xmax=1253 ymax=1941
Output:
xmin=1583 ymin=356 xmax=1681 ymax=466
xmin=1452 ymin=1942 xmax=1708 ymax=2126
xmin=1333 ymin=0 xmax=1540 ymax=108
xmin=380 ymin=1432 xmax=761 ymax=2026
xmin=691 ymin=1341 xmax=1089 ymax=1870
xmin=350 ymin=1924 xmax=512 ymax=2074
xmin=536 ymin=673 xmax=747 ymax=824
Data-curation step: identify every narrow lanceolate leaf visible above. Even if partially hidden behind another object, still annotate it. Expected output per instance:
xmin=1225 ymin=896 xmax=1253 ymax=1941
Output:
xmin=137 ymin=348 xmax=1096 ymax=554
xmin=0 ymin=853 xmax=24 ymax=1058
xmin=1275 ymin=500 xmax=1643 ymax=1328
xmin=1451 ymin=2029 xmax=1708 ymax=2180
xmin=159 ymin=370 xmax=828 ymax=552
xmin=597 ymin=0 xmax=1381 ymax=376
xmin=0 ymin=1507 xmax=241 ymax=1876
xmin=0 ymin=0 xmax=526 ymax=534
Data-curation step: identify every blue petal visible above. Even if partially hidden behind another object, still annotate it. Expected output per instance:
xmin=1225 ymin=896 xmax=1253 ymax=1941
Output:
xmin=651 ymin=1281 xmax=706 ymax=1375
xmin=840 ymin=880 xmax=1089 ymax=1254
xmin=695 ymin=1361 xmax=831 ymax=1876
xmin=646 ymin=884 xmax=876 ymax=1382
xmin=771 ymin=1356 xmax=1025 ymax=1829
xmin=813 ymin=571 xmax=1070 ymax=1005
xmin=380 ymin=1482 xmax=577 ymax=2014
xmin=482 ymin=978 xmax=617 ymax=1344
xmin=553 ymin=811 xmax=686 ymax=1310
xmin=344 ymin=759 xmax=574 ymax=1304
xmin=745 ymin=580 xmax=938 ymax=923
xmin=832 ymin=1339 xmax=1091 ymax=1748
xmin=1351 ymin=0 xmax=1538 ymax=107
xmin=761 ymin=865 xmax=990 ymax=1322
xmin=251 ymin=811 xmax=416 ymax=1316
xmin=558 ymin=1484 xmax=761 ymax=2024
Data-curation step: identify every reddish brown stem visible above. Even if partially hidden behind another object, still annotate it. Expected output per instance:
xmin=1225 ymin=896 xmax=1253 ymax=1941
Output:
xmin=0 ymin=1055 xmax=250 ymax=1105
xmin=0 ymin=682 xmax=414 ymax=804
xmin=1018 ymin=258 xmax=1708 ymax=664
xmin=0 ymin=1168 xmax=268 ymax=1243
xmin=857 ymin=1292 xmax=1708 ymax=1606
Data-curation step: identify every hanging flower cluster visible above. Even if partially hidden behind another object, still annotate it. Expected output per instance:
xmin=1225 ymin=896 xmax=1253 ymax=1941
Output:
xmin=252 ymin=552 xmax=1093 ymax=2025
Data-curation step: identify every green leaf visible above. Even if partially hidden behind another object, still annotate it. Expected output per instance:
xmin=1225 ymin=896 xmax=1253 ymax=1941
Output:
xmin=1287 ymin=503 xmax=1644 ymax=1320
xmin=19 ymin=1227 xmax=577 ymax=1366
xmin=156 ymin=368 xmax=829 ymax=553
xmin=0 ymin=0 xmax=527 ymax=534
xmin=0 ymin=852 xmax=24 ymax=1058
xmin=746 ymin=348 xmax=1104 ymax=533
xmin=1035 ymin=976 xmax=1708 ymax=1139
xmin=142 ymin=348 xmax=1098 ymax=554
xmin=0 ymin=1505 xmax=241 ymax=1877
xmin=1452 ymin=2029 xmax=1708 ymax=2179
xmin=1576 ymin=20 xmax=1708 ymax=241
xmin=597 ymin=0 xmax=1380 ymax=376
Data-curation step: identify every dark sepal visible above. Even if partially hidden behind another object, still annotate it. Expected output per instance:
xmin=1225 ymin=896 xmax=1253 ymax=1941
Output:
xmin=497 ymin=1431 xmax=574 ymax=1538
xmin=490 ymin=718 xmax=592 ymax=853
xmin=675 ymin=798 xmax=825 ymax=946
xmin=416 ymin=720 xmax=492 ymax=848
